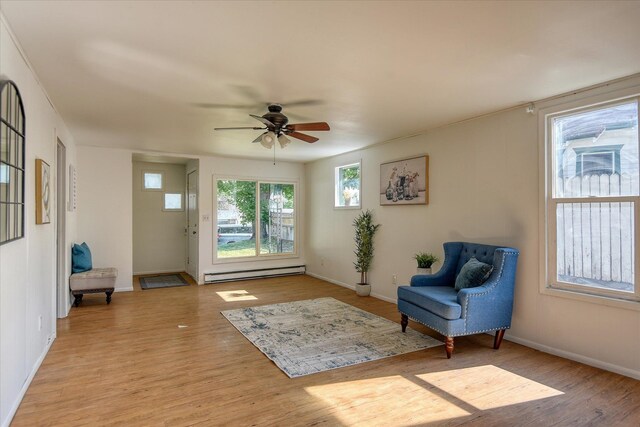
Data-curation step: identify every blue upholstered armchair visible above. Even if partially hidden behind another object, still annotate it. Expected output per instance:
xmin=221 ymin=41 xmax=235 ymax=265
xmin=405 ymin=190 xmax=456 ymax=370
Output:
xmin=397 ymin=242 xmax=519 ymax=358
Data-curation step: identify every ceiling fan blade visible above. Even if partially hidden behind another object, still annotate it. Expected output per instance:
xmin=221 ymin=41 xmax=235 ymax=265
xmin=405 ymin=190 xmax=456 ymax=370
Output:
xmin=275 ymin=99 xmax=323 ymax=108
xmin=252 ymin=132 xmax=267 ymax=143
xmin=250 ymin=114 xmax=276 ymax=128
xmin=287 ymin=131 xmax=319 ymax=143
xmin=232 ymin=85 xmax=263 ymax=103
xmin=286 ymin=122 xmax=330 ymax=132
xmin=214 ymin=126 xmax=266 ymax=131
xmin=284 ymin=111 xmax=311 ymax=121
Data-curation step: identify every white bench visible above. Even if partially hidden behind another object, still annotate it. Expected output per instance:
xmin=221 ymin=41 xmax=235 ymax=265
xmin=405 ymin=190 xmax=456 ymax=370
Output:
xmin=70 ymin=268 xmax=118 ymax=307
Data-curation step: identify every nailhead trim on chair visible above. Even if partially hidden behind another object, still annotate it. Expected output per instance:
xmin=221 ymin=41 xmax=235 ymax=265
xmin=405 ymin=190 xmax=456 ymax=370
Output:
xmin=401 ymin=251 xmax=517 ymax=338
xmin=462 ymin=252 xmax=514 ymax=329
xmin=402 ymin=313 xmax=449 ymax=336
xmin=402 ymin=313 xmax=510 ymax=337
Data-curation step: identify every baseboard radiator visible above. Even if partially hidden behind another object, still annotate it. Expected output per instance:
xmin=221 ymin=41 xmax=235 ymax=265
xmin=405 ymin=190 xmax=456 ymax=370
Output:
xmin=204 ymin=265 xmax=306 ymax=284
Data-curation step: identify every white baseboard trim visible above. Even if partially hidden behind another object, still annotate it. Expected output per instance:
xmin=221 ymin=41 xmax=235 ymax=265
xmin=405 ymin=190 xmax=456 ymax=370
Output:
xmin=305 ymin=272 xmax=397 ymax=304
xmin=2 ymin=334 xmax=55 ymax=427
xmin=306 ymin=272 xmax=639 ymax=380
xmin=505 ymin=333 xmax=640 ymax=380
xmin=115 ymin=286 xmax=134 ymax=292
xmin=306 ymin=271 xmax=354 ymax=290
xmin=371 ymin=292 xmax=396 ymax=304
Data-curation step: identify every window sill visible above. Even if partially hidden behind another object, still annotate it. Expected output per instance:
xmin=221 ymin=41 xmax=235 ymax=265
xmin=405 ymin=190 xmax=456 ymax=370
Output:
xmin=214 ymin=253 xmax=300 ymax=264
xmin=334 ymin=205 xmax=361 ymax=210
xmin=540 ymin=285 xmax=640 ymax=311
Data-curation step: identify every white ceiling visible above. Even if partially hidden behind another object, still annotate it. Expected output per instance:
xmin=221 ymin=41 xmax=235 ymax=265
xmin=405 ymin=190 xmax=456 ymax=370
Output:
xmin=2 ymin=1 xmax=640 ymax=162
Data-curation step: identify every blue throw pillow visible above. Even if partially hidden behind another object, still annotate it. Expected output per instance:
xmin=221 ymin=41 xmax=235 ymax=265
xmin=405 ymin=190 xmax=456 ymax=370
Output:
xmin=454 ymin=257 xmax=493 ymax=291
xmin=72 ymin=242 xmax=93 ymax=273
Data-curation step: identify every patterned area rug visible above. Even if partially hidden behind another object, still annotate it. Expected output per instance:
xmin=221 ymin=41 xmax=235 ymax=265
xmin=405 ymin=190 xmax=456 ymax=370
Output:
xmin=139 ymin=274 xmax=189 ymax=290
xmin=221 ymin=297 xmax=442 ymax=378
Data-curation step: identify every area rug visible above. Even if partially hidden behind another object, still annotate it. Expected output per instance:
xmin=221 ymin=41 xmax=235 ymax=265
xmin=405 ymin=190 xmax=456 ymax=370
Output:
xmin=139 ymin=274 xmax=189 ymax=290
xmin=221 ymin=297 xmax=442 ymax=378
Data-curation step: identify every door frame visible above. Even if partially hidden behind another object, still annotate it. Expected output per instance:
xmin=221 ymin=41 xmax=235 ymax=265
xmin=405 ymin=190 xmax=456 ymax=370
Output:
xmin=56 ymin=138 xmax=68 ymax=317
xmin=186 ymin=169 xmax=199 ymax=281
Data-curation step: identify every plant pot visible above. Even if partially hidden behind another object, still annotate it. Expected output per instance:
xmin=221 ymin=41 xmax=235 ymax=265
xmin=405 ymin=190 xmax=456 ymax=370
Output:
xmin=416 ymin=267 xmax=432 ymax=275
xmin=355 ymin=283 xmax=371 ymax=296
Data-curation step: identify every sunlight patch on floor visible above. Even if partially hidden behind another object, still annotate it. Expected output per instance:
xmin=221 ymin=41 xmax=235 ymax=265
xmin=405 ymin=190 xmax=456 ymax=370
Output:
xmin=305 ymin=375 xmax=471 ymax=426
xmin=216 ymin=290 xmax=258 ymax=302
xmin=305 ymin=366 xmax=564 ymax=426
xmin=417 ymin=365 xmax=564 ymax=410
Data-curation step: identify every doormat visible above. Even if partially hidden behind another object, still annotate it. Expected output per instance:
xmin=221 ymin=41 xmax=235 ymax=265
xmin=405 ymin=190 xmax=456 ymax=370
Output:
xmin=139 ymin=274 xmax=189 ymax=290
xmin=221 ymin=297 xmax=442 ymax=378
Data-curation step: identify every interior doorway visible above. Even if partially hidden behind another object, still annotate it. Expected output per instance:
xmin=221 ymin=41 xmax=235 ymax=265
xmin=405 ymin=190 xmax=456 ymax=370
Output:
xmin=56 ymin=139 xmax=67 ymax=317
xmin=131 ymin=155 xmax=198 ymax=283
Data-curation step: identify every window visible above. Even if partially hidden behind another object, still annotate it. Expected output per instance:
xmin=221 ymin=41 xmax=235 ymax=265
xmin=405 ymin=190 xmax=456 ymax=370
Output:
xmin=0 ymin=164 xmax=8 ymax=183
xmin=143 ymin=171 xmax=163 ymax=190
xmin=335 ymin=162 xmax=361 ymax=208
xmin=216 ymin=179 xmax=296 ymax=259
xmin=163 ymin=193 xmax=183 ymax=211
xmin=575 ymin=146 xmax=622 ymax=177
xmin=545 ymin=98 xmax=639 ymax=302
xmin=0 ymin=80 xmax=26 ymax=245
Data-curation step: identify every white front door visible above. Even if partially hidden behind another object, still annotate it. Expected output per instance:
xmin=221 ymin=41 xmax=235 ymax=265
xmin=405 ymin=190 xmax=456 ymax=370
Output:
xmin=186 ymin=170 xmax=199 ymax=281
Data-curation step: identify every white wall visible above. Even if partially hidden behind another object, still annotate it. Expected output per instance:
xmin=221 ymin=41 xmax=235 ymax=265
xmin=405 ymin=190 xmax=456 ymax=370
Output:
xmin=305 ymin=77 xmax=640 ymax=379
xmin=132 ymin=161 xmax=186 ymax=274
xmin=0 ymin=16 xmax=78 ymax=427
xmin=76 ymin=149 xmax=305 ymax=285
xmin=57 ymin=140 xmax=78 ymax=317
xmin=197 ymin=156 xmax=306 ymax=282
xmin=186 ymin=158 xmax=199 ymax=278
xmin=77 ymin=146 xmax=133 ymax=291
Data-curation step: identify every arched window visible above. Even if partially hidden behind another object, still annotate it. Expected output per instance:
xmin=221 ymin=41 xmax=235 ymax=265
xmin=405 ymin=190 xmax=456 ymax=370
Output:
xmin=0 ymin=80 xmax=26 ymax=244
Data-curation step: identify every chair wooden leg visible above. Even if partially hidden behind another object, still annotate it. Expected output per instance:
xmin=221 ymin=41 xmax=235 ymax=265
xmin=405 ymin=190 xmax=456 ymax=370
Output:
xmin=445 ymin=337 xmax=454 ymax=359
xmin=494 ymin=329 xmax=506 ymax=350
xmin=400 ymin=314 xmax=408 ymax=332
xmin=73 ymin=294 xmax=83 ymax=307
xmin=106 ymin=291 xmax=113 ymax=305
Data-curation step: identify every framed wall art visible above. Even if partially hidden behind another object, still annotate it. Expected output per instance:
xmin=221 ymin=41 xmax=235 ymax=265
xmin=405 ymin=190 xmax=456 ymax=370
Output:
xmin=35 ymin=158 xmax=51 ymax=224
xmin=68 ymin=163 xmax=77 ymax=212
xmin=380 ymin=155 xmax=428 ymax=205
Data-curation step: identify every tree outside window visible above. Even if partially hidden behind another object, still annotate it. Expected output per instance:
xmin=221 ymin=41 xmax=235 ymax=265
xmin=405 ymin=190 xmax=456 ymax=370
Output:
xmin=216 ymin=179 xmax=295 ymax=259
xmin=335 ymin=162 xmax=361 ymax=208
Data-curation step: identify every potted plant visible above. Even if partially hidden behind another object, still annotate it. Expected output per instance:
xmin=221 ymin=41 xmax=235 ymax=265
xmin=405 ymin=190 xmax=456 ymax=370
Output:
xmin=353 ymin=209 xmax=381 ymax=296
xmin=414 ymin=252 xmax=439 ymax=275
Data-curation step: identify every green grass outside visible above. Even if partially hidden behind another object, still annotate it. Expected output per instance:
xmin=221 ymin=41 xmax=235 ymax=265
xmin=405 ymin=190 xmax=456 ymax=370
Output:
xmin=217 ymin=238 xmax=294 ymax=258
xmin=217 ymin=239 xmax=257 ymax=258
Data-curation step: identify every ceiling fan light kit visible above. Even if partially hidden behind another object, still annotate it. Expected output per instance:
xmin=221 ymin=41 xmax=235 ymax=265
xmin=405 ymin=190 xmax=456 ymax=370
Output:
xmin=260 ymin=131 xmax=277 ymax=149
xmin=278 ymin=133 xmax=291 ymax=148
xmin=214 ymin=103 xmax=330 ymax=149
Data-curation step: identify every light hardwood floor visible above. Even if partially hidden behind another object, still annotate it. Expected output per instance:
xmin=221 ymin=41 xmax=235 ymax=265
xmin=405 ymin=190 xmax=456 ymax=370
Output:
xmin=11 ymin=275 xmax=640 ymax=426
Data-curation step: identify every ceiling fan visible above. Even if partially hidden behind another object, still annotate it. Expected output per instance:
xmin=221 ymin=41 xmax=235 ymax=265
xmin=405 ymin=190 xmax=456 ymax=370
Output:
xmin=214 ymin=104 xmax=330 ymax=149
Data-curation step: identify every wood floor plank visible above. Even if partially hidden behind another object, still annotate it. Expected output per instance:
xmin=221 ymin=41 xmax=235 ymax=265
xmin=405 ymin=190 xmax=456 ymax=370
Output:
xmin=10 ymin=274 xmax=640 ymax=426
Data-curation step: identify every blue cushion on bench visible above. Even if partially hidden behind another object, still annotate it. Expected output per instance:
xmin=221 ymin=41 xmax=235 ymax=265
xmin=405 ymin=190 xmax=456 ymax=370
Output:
xmin=72 ymin=242 xmax=93 ymax=273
